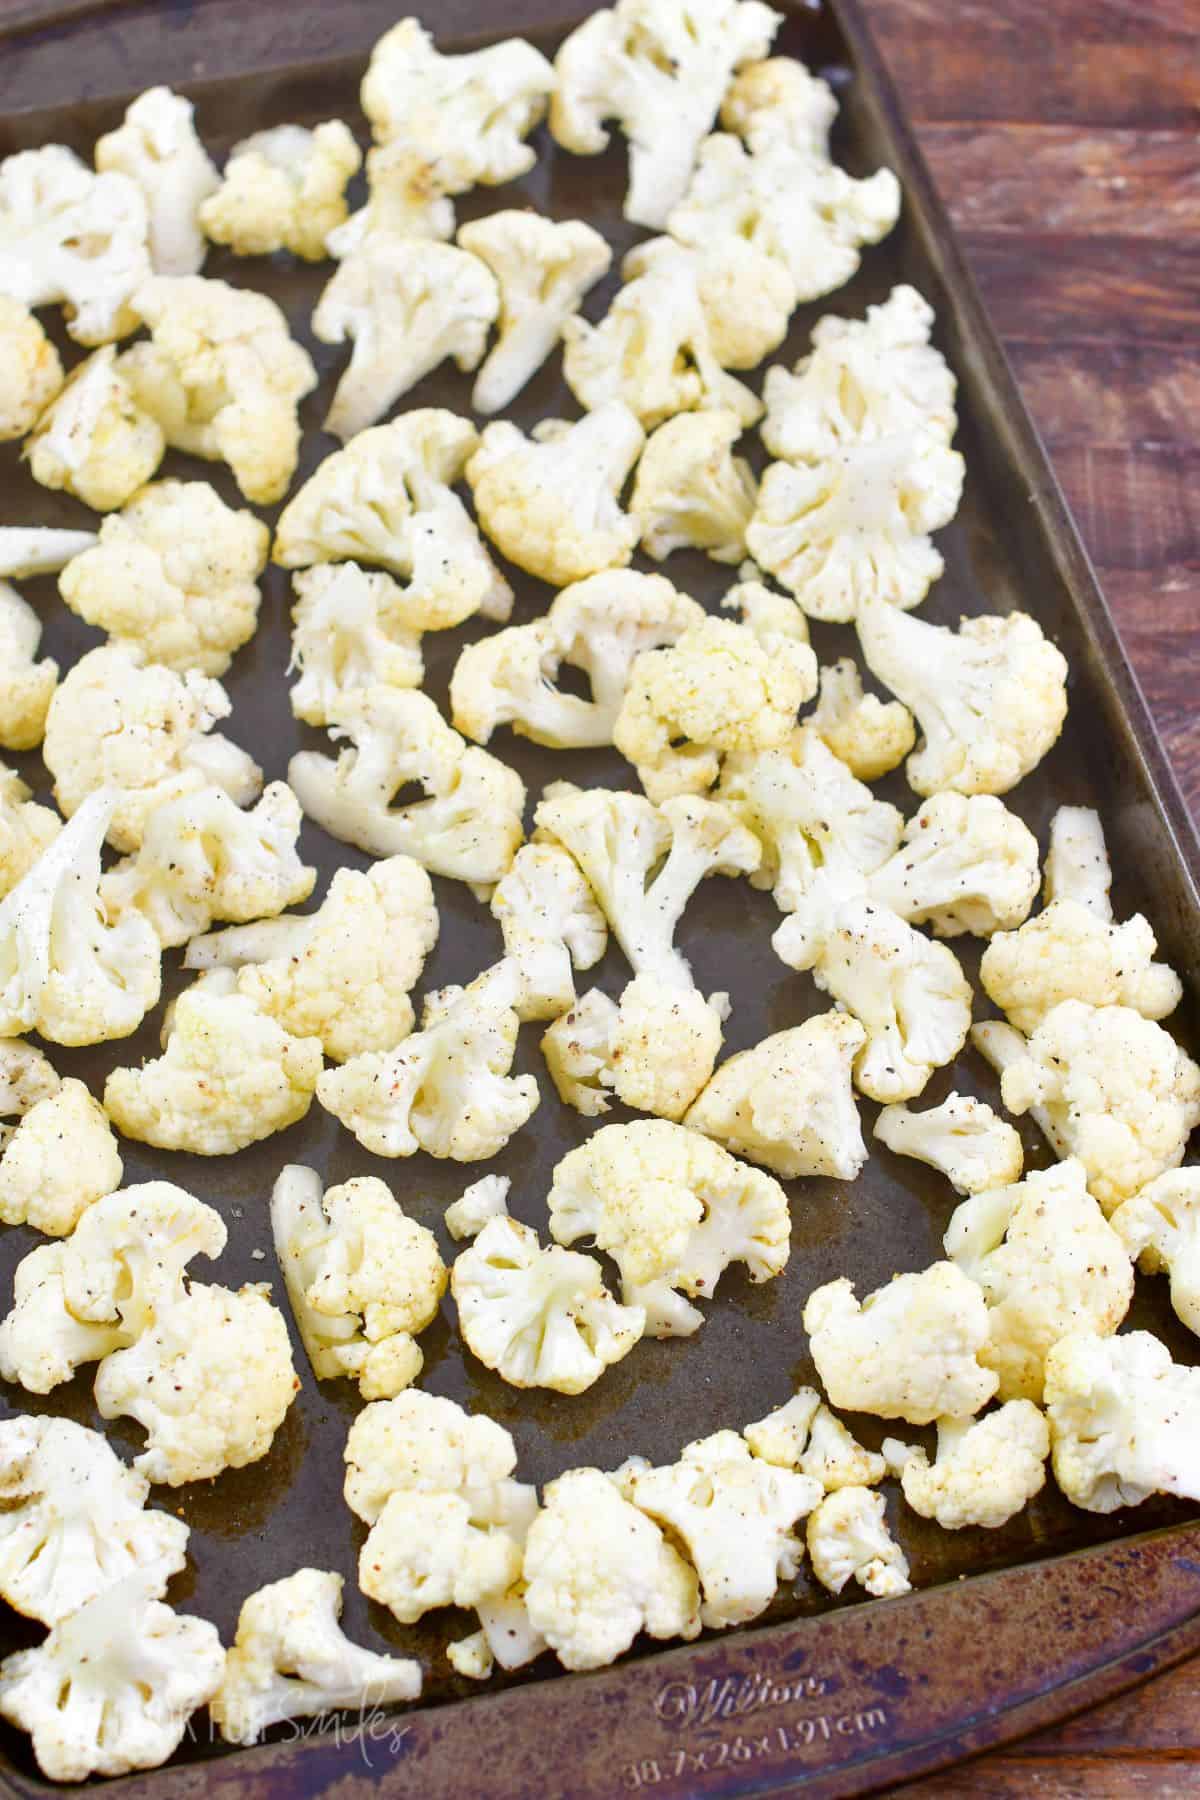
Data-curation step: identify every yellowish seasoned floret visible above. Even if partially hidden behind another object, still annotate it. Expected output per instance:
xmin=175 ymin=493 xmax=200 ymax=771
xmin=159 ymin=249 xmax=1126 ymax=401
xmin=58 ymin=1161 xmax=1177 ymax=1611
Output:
xmin=1044 ymin=1329 xmax=1200 ymax=1513
xmin=0 ymin=766 xmax=59 ymax=899
xmin=808 ymin=658 xmax=915 ymax=781
xmin=806 ymin=1487 xmax=910 ymax=1599
xmin=631 ymin=409 xmax=760 ymax=569
xmin=200 ymin=122 xmax=360 ymax=261
xmin=288 ymin=563 xmax=423 ymax=727
xmin=0 ymin=585 xmax=57 ymax=753
xmin=542 ymin=976 xmax=723 ymax=1121
xmin=328 ymin=140 xmax=455 ymax=257
xmin=25 ymin=346 xmax=164 ymax=512
xmin=884 ymin=1403 xmax=1049 ymax=1531
xmin=0 ymin=297 xmax=62 ymax=440
xmin=1111 ymin=1169 xmax=1200 ymax=1339
xmin=868 ymin=793 xmax=1040 ymax=939
xmin=981 ymin=898 xmax=1182 ymax=1035
xmin=491 ymin=842 xmax=608 ymax=1022
xmin=875 ymin=1092 xmax=1023 ymax=1196
xmin=0 ymin=1079 xmax=123 ymax=1236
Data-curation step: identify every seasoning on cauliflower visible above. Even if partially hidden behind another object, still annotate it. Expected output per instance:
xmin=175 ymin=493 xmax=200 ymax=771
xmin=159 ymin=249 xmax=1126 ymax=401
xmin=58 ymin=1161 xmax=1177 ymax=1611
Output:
xmin=884 ymin=1402 xmax=1049 ymax=1531
xmin=0 ymin=1243 xmax=126 ymax=1395
xmin=804 ymin=1264 xmax=998 ymax=1425
xmin=95 ymin=87 xmax=218 ymax=276
xmin=794 ymin=1406 xmax=886 ymax=1491
xmin=809 ymin=657 xmax=915 ymax=781
xmin=548 ymin=1118 xmax=789 ymax=1336
xmin=684 ymin=1011 xmax=868 ymax=1180
xmin=1111 ymin=1169 xmax=1200 ymax=1338
xmin=24 ymin=345 xmax=165 ymax=512
xmin=542 ymin=977 xmax=723 ymax=1121
xmin=868 ymin=793 xmax=1040 ymax=940
xmin=1044 ymin=1329 xmax=1200 ymax=1513
xmin=104 ymin=982 xmax=322 ymax=1155
xmin=0 ymin=1078 xmax=123 ymax=1236
xmin=1042 ymin=803 xmax=1112 ymax=918
xmin=458 ymin=212 xmax=613 ymax=414
xmin=453 ymin=1215 xmax=645 ymax=1393
xmin=212 ymin=1567 xmax=421 ymax=1747
xmin=361 ymin=1484 xmax=530 ymax=1626
xmin=314 ymin=237 xmax=497 ymax=440
xmin=721 ymin=56 xmax=838 ymax=153
xmin=629 ymin=410 xmax=757 ymax=565
xmin=199 ymin=122 xmax=361 ymax=261
xmin=0 ymin=296 xmax=62 ymax=439
xmin=0 ymin=527 xmax=96 ymax=579
xmin=0 ymin=1037 xmax=60 ymax=1122
xmin=445 ymin=1174 xmax=511 ymax=1242
xmin=327 ymin=140 xmax=456 ymax=258
xmin=0 ymin=584 xmax=57 ymax=752
xmin=806 ymin=1487 xmax=910 ymax=1599
xmin=1000 ymin=1000 xmax=1200 ymax=1214
xmin=743 ymin=1389 xmax=821 ymax=1467
xmin=288 ymin=562 xmax=423 ymax=727
xmin=0 ymin=766 xmax=58 ymax=900
xmin=120 ymin=274 xmax=317 ymax=503
xmin=271 ymin=1166 xmax=447 ymax=1399
xmin=980 ymin=899 xmax=1182 ymax=1037
xmin=550 ymin=0 xmax=781 ymax=228
xmin=343 ymin=1387 xmax=523 ymax=1524
xmin=491 ymin=843 xmax=608 ymax=1021
xmin=875 ymin=1091 xmax=1023 ymax=1197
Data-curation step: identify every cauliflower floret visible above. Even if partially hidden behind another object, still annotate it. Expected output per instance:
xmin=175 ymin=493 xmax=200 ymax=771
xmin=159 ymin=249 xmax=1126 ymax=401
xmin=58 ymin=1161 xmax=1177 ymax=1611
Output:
xmin=684 ymin=1011 xmax=868 ymax=1180
xmin=857 ymin=598 xmax=1070 ymax=797
xmin=95 ymin=87 xmax=218 ymax=276
xmin=0 ymin=585 xmax=57 ymax=752
xmin=0 ymin=1575 xmax=224 ymax=1783
xmin=104 ymin=983 xmax=322 ymax=1155
xmin=971 ymin=1018 xmax=1071 ymax=1160
xmin=1111 ymin=1169 xmax=1200 ymax=1337
xmin=0 ymin=767 xmax=59 ymax=900
xmin=447 ymin=1631 xmax=494 ymax=1680
xmin=0 ymin=1038 xmax=60 ymax=1120
xmin=0 ymin=1243 xmax=126 ymax=1395
xmin=445 ymin=1174 xmax=511 ymax=1242
xmin=548 ymin=1118 xmax=789 ymax=1336
xmin=288 ymin=563 xmax=423 ymax=727
xmin=491 ymin=843 xmax=608 ymax=1022
xmin=0 ymin=296 xmax=63 ymax=439
xmin=630 ymin=410 xmax=758 ymax=564
xmin=0 ymin=1079 xmax=123 ymax=1236
xmin=806 ymin=1488 xmax=910 ymax=1599
xmin=550 ymin=0 xmax=781 ymax=228
xmin=773 ymin=894 xmax=972 ymax=1103
xmin=343 ymin=1388 xmax=522 ymax=1524
xmin=875 ymin=1092 xmax=1024 ymax=1196
xmin=721 ymin=56 xmax=838 ymax=153
xmin=761 ymin=286 xmax=956 ymax=464
xmin=869 ymin=794 xmax=1040 ymax=939
xmin=542 ymin=977 xmax=723 ymax=1121
xmin=795 ymin=1406 xmax=887 ymax=1491
xmin=809 ymin=658 xmax=915 ymax=781
xmin=213 ymin=1567 xmax=420 ymax=1747
xmin=0 ymin=1416 xmax=189 ymax=1627
xmin=743 ymin=1389 xmax=821 ymax=1468
xmin=43 ymin=644 xmax=260 ymax=852
xmin=614 ymin=615 xmax=817 ymax=802
xmin=458 ymin=212 xmax=612 ymax=414
xmin=804 ymin=1265 xmax=998 ymax=1425
xmin=523 ymin=1467 xmax=701 ymax=1670
xmin=0 ymin=788 xmax=161 ymax=1046
xmin=746 ymin=432 xmax=964 ymax=622
xmin=199 ymin=122 xmax=361 ymax=261
xmin=884 ymin=1403 xmax=1049 ymax=1531
xmin=631 ymin=232 xmax=795 ymax=372
xmin=1044 ymin=1329 xmax=1200 ymax=1513
xmin=1000 ymin=1000 xmax=1200 ymax=1213
xmin=59 ymin=480 xmax=268 ymax=676
xmin=327 ymin=140 xmax=456 ymax=258
xmin=536 ymin=787 xmax=760 ymax=991
xmin=466 ymin=404 xmax=645 ymax=587
xmin=318 ymin=960 xmax=539 ymax=1160
xmin=121 ymin=274 xmax=317 ymax=503
xmin=25 ymin=346 xmax=165 ymax=512
xmin=360 ymin=1486 xmax=529 ymax=1626
xmin=289 ymin=687 xmax=524 ymax=890
xmin=452 ymin=1216 xmax=645 ymax=1393
xmin=95 ymin=1281 xmax=298 ymax=1485
xmin=981 ymin=899 xmax=1181 ymax=1036
xmin=271 ymin=1166 xmax=447 ymax=1399
xmin=0 ymin=527 xmax=97 ymax=578
xmin=0 ymin=145 xmax=150 ymax=344
xmin=629 ymin=1432 xmax=821 ymax=1628
xmin=1043 ymin=804 xmax=1112 ymax=919
xmin=945 ymin=1159 xmax=1133 ymax=1403
xmin=313 ymin=237 xmax=498 ymax=440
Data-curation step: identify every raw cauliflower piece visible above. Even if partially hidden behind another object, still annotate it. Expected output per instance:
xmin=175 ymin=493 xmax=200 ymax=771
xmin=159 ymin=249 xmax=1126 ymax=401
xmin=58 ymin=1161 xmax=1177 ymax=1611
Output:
xmin=761 ymin=285 xmax=956 ymax=464
xmin=1044 ymin=1329 xmax=1200 ymax=1513
xmin=445 ymin=1174 xmax=511 ymax=1243
xmin=0 ymin=527 xmax=97 ymax=579
xmin=1111 ymin=1169 xmax=1200 ymax=1337
xmin=720 ymin=56 xmax=839 ymax=154
xmin=95 ymin=1281 xmax=298 ymax=1485
xmin=313 ymin=237 xmax=498 ymax=440
xmin=1000 ymin=1000 xmax=1200 ymax=1214
xmin=684 ymin=1011 xmax=868 ymax=1180
xmin=271 ymin=1166 xmax=446 ymax=1399
xmin=95 ymin=87 xmax=218 ymax=276
xmin=613 ymin=614 xmax=817 ymax=802
xmin=328 ymin=140 xmax=456 ymax=257
xmin=809 ymin=658 xmax=915 ymax=781
xmin=25 ymin=346 xmax=164 ymax=512
xmin=0 ymin=1576 xmax=224 ymax=1783
xmin=43 ymin=644 xmax=260 ymax=852
xmin=630 ymin=410 xmax=758 ymax=565
xmin=0 ymin=1079 xmax=123 ymax=1235
xmin=0 ymin=1038 xmax=60 ymax=1121
xmin=0 ymin=296 xmax=62 ymax=439
xmin=542 ymin=977 xmax=722 ymax=1121
xmin=289 ymin=687 xmax=524 ymax=889
xmin=523 ymin=1467 xmax=701 ymax=1669
xmin=746 ymin=432 xmax=964 ymax=622
xmin=550 ymin=0 xmax=781 ymax=228
xmin=458 ymin=212 xmax=612 ymax=414
xmin=980 ymin=898 xmax=1182 ymax=1035
xmin=121 ymin=275 xmax=317 ymax=503
xmin=869 ymin=793 xmax=1039 ymax=940
xmin=0 ymin=1416 xmax=189 ymax=1626
xmin=857 ymin=597 xmax=1070 ymax=797
xmin=0 ymin=145 xmax=150 ymax=344
xmin=945 ymin=1160 xmax=1133 ymax=1403
xmin=807 ymin=1488 xmax=910 ymax=1599
xmin=466 ymin=404 xmax=645 ymax=586
xmin=318 ymin=961 xmax=539 ymax=1161
xmin=627 ymin=233 xmax=794 ymax=372
xmin=0 ymin=585 xmax=57 ymax=752
xmin=773 ymin=894 xmax=972 ymax=1104
xmin=491 ymin=843 xmax=608 ymax=1022
xmin=630 ymin=1432 xmax=821 ymax=1628
xmin=213 ymin=1567 xmax=420 ymax=1746
xmin=104 ymin=982 xmax=322 ymax=1154
xmin=452 ymin=1216 xmax=645 ymax=1393
xmin=288 ymin=563 xmax=423 ymax=727
xmin=884 ymin=1403 xmax=1049 ymax=1530
xmin=59 ymin=480 xmax=268 ymax=676
xmin=536 ymin=786 xmax=760 ymax=991
xmin=0 ymin=767 xmax=59 ymax=899
xmin=548 ymin=1118 xmax=789 ymax=1336
xmin=875 ymin=1092 xmax=1023 ymax=1197
xmin=342 ymin=1388 xmax=523 ymax=1525
xmin=1043 ymin=804 xmax=1112 ymax=919
xmin=199 ymin=122 xmax=360 ymax=261
xmin=0 ymin=789 xmax=161 ymax=1046
xmin=804 ymin=1264 xmax=998 ymax=1425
